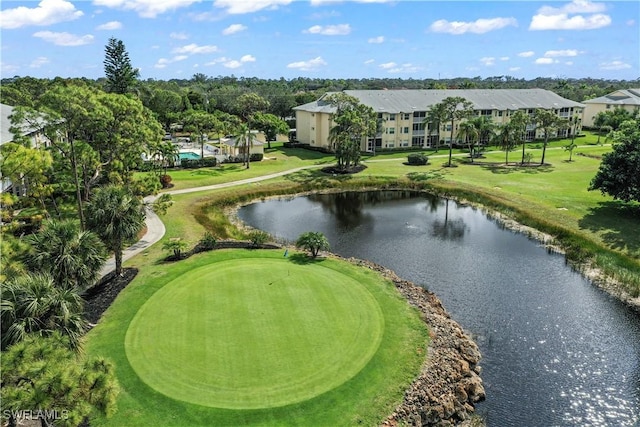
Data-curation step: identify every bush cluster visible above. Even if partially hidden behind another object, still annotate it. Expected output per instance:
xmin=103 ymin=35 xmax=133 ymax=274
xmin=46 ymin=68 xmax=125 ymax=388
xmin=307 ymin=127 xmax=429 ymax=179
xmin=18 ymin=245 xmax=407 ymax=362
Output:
xmin=180 ymin=157 xmax=217 ymax=169
xmin=407 ymin=153 xmax=429 ymax=165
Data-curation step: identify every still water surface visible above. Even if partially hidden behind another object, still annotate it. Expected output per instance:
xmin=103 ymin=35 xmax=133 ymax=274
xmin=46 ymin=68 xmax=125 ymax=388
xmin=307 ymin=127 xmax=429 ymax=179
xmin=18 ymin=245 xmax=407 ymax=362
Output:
xmin=238 ymin=191 xmax=640 ymax=427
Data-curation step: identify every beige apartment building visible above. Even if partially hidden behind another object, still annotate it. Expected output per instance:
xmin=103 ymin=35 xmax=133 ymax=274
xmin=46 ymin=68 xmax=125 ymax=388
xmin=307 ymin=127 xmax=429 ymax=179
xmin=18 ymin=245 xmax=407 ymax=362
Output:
xmin=581 ymin=88 xmax=640 ymax=127
xmin=293 ymin=89 xmax=584 ymax=152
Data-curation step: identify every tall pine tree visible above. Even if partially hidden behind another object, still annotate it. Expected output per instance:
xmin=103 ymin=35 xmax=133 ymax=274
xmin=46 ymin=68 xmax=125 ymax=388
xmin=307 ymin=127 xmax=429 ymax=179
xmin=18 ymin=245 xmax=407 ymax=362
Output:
xmin=103 ymin=37 xmax=139 ymax=94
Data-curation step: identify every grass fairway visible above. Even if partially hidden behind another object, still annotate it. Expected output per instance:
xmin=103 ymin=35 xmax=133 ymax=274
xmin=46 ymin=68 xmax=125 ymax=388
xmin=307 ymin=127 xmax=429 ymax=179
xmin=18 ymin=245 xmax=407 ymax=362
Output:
xmin=86 ymin=250 xmax=429 ymax=426
xmin=125 ymin=258 xmax=384 ymax=409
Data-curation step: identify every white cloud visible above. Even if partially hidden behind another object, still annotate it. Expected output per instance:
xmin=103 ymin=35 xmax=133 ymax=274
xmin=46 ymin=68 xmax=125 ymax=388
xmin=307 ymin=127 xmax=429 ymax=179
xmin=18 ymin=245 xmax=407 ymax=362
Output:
xmin=544 ymin=49 xmax=579 ymax=57
xmin=213 ymin=0 xmax=292 ymax=14
xmin=480 ymin=57 xmax=495 ymax=66
xmin=240 ymin=54 xmax=256 ymax=62
xmin=30 ymin=56 xmax=50 ymax=68
xmin=204 ymin=57 xmax=230 ymax=66
xmin=565 ymin=61 xmax=573 ymax=65
xmin=304 ymin=24 xmax=351 ymax=35
xmin=287 ymin=56 xmax=327 ymax=71
xmin=33 ymin=31 xmax=94 ymax=46
xmin=627 ymin=19 xmax=636 ymax=26
xmin=96 ymin=21 xmax=122 ymax=30
xmin=222 ymin=24 xmax=247 ymax=35
xmin=224 ymin=60 xmax=242 ymax=69
xmin=529 ymin=0 xmax=611 ymax=30
xmin=170 ymin=32 xmax=189 ymax=40
xmin=429 ymin=17 xmax=517 ymax=35
xmin=509 ymin=67 xmax=521 ymax=71
xmin=364 ymin=59 xmax=375 ymax=64
xmin=154 ymin=55 xmax=189 ymax=68
xmin=383 ymin=62 xmax=420 ymax=74
xmin=599 ymin=60 xmax=631 ymax=70
xmin=93 ymin=0 xmax=201 ymax=19
xmin=518 ymin=51 xmax=535 ymax=57
xmin=534 ymin=57 xmax=558 ymax=64
xmin=379 ymin=62 xmax=397 ymax=69
xmin=368 ymin=36 xmax=384 ymax=44
xmin=1 ymin=63 xmax=21 ymax=75
xmin=1 ymin=0 xmax=83 ymax=29
xmin=310 ymin=0 xmax=393 ymax=4
xmin=500 ymin=56 xmax=509 ymax=61
xmin=172 ymin=43 xmax=218 ymax=54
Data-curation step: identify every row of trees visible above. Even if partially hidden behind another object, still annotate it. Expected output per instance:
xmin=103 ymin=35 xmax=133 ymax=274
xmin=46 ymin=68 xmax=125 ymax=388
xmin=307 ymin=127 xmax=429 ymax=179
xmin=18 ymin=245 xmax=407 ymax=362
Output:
xmin=0 ymin=40 xmax=170 ymax=427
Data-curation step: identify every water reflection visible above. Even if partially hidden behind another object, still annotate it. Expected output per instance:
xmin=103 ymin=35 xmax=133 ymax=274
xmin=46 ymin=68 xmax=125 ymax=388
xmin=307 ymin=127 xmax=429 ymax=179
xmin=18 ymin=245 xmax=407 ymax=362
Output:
xmin=238 ymin=190 xmax=640 ymax=427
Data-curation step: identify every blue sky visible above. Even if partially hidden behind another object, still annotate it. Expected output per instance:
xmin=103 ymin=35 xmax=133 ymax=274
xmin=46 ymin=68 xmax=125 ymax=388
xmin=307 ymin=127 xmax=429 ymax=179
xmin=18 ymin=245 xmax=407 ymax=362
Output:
xmin=1 ymin=0 xmax=638 ymax=81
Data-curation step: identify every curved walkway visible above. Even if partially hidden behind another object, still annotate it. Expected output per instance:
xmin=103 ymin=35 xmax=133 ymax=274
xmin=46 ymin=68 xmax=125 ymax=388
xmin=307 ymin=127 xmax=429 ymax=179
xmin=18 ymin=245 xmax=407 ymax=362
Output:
xmin=99 ymin=166 xmax=316 ymax=277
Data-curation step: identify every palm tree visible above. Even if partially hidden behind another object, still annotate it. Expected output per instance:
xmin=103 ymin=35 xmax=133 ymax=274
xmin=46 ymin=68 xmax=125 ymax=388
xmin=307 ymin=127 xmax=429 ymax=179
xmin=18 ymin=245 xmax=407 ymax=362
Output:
xmin=494 ymin=122 xmax=517 ymax=164
xmin=234 ymin=123 xmax=253 ymax=169
xmin=457 ymin=120 xmax=479 ymax=163
xmin=533 ymin=109 xmax=565 ymax=165
xmin=423 ymin=103 xmax=447 ymax=152
xmin=469 ymin=115 xmax=497 ymax=154
xmin=440 ymin=97 xmax=474 ymax=167
xmin=1 ymin=273 xmax=87 ymax=351
xmin=508 ymin=110 xmax=529 ymax=164
xmin=593 ymin=112 xmax=607 ymax=145
xmin=86 ymin=185 xmax=145 ymax=276
xmin=25 ymin=219 xmax=107 ymax=291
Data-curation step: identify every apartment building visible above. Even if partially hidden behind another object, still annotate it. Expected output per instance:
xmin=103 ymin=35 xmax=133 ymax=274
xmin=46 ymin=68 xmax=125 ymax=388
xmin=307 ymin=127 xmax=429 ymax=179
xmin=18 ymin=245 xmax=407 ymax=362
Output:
xmin=293 ymin=89 xmax=584 ymax=152
xmin=581 ymin=88 xmax=640 ymax=127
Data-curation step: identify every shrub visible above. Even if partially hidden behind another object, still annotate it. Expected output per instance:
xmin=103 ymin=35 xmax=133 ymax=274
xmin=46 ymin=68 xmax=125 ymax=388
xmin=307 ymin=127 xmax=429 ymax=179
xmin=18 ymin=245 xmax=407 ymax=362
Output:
xmin=249 ymin=153 xmax=264 ymax=162
xmin=180 ymin=157 xmax=217 ymax=169
xmin=407 ymin=153 xmax=429 ymax=165
xmin=197 ymin=232 xmax=217 ymax=251
xmin=162 ymin=238 xmax=189 ymax=259
xmin=159 ymin=174 xmax=172 ymax=188
xmin=248 ymin=230 xmax=270 ymax=247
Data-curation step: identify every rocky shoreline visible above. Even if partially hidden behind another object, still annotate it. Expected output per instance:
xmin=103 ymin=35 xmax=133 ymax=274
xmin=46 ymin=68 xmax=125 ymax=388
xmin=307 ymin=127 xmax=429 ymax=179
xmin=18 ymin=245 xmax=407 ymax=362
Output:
xmin=343 ymin=258 xmax=485 ymax=427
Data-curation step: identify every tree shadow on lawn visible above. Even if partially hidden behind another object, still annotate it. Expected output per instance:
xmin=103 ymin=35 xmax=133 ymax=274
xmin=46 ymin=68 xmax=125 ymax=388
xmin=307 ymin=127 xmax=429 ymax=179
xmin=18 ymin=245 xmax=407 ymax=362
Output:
xmin=284 ymin=169 xmax=352 ymax=187
xmin=287 ymin=253 xmax=327 ymax=265
xmin=187 ymin=165 xmax=242 ymax=177
xmin=277 ymin=147 xmax=334 ymax=164
xmin=578 ymin=200 xmax=640 ymax=256
xmin=477 ymin=162 xmax=555 ymax=175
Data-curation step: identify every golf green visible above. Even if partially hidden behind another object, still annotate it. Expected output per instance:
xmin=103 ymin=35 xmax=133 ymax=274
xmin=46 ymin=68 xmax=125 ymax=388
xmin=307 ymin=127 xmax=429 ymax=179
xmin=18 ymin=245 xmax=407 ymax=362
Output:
xmin=124 ymin=258 xmax=385 ymax=409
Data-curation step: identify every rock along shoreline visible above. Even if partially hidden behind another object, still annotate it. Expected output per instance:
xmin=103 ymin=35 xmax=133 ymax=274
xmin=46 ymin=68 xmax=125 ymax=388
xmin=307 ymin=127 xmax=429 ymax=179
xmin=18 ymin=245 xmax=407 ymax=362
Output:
xmin=343 ymin=257 xmax=486 ymax=427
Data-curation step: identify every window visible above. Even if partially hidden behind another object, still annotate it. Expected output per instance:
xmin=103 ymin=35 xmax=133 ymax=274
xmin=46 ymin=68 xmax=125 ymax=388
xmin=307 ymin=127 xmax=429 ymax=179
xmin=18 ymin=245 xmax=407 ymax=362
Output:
xmin=413 ymin=111 xmax=426 ymax=118
xmin=606 ymin=104 xmax=611 ymax=109
xmin=401 ymin=140 xmax=409 ymax=147
xmin=403 ymin=127 xmax=410 ymax=134
xmin=412 ymin=123 xmax=424 ymax=131
xmin=480 ymin=109 xmax=492 ymax=116
xmin=387 ymin=127 xmax=395 ymax=134
xmin=388 ymin=113 xmax=396 ymax=121
xmin=498 ymin=111 xmax=503 ymax=117
xmin=402 ymin=113 xmax=411 ymax=120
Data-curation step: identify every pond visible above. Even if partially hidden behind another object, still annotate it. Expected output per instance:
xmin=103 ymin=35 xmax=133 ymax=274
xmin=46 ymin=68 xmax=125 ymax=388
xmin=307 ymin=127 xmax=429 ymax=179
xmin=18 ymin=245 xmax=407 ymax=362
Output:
xmin=238 ymin=191 xmax=640 ymax=427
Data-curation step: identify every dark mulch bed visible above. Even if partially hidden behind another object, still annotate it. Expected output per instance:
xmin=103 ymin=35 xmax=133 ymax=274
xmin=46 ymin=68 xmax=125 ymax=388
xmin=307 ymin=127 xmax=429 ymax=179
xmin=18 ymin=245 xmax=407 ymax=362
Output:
xmin=83 ymin=268 xmax=139 ymax=324
xmin=321 ymin=164 xmax=367 ymax=175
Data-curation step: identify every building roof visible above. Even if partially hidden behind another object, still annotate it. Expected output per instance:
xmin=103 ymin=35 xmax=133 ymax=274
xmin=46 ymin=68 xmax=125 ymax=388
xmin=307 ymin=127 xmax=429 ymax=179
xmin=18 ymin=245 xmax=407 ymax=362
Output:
xmin=582 ymin=88 xmax=640 ymax=106
xmin=294 ymin=89 xmax=584 ymax=114
xmin=220 ymin=136 xmax=264 ymax=147
xmin=1 ymin=103 xmax=49 ymax=145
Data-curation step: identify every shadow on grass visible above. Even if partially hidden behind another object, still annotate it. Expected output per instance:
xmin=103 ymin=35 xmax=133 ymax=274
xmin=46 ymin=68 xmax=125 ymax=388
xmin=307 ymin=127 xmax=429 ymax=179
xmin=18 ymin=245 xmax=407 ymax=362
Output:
xmin=578 ymin=200 xmax=640 ymax=256
xmin=285 ymin=169 xmax=352 ymax=186
xmin=477 ymin=162 xmax=555 ymax=175
xmin=277 ymin=147 xmax=334 ymax=164
xmin=406 ymin=171 xmax=446 ymax=182
xmin=287 ymin=253 xmax=326 ymax=265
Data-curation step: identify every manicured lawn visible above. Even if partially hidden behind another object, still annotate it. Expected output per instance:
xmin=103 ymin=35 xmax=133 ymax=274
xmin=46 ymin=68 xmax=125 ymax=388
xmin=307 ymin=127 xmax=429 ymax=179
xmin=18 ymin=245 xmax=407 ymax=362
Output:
xmin=86 ymin=250 xmax=429 ymax=426
xmin=146 ymin=146 xmax=334 ymax=191
xmin=125 ymin=257 xmax=384 ymax=409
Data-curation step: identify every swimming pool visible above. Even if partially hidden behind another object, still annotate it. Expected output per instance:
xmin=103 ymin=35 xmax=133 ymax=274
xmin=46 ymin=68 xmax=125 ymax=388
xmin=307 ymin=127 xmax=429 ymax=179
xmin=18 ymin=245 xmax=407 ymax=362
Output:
xmin=179 ymin=152 xmax=201 ymax=160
